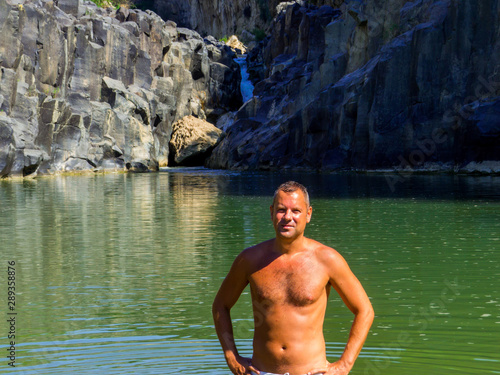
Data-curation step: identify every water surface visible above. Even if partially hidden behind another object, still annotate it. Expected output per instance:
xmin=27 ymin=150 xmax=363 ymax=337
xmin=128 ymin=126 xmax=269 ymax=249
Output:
xmin=0 ymin=169 xmax=499 ymax=374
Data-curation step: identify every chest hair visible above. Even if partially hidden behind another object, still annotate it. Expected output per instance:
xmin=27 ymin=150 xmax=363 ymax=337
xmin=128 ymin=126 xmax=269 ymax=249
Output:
xmin=251 ymin=257 xmax=327 ymax=307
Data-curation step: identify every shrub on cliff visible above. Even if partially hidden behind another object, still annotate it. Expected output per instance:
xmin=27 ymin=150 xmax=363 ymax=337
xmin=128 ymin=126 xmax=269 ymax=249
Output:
xmin=90 ymin=0 xmax=134 ymax=9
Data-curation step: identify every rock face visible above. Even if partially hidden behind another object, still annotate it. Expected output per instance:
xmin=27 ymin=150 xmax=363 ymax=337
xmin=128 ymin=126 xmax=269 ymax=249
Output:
xmin=207 ymin=0 xmax=500 ymax=172
xmin=0 ymin=0 xmax=241 ymax=177
xmin=132 ymin=1 xmax=345 ymax=40
xmin=169 ymin=115 xmax=224 ymax=165
xmin=132 ymin=0 xmax=342 ymax=39
xmin=2 ymin=0 xmax=498 ymax=177
xmin=133 ymin=0 xmax=297 ymax=39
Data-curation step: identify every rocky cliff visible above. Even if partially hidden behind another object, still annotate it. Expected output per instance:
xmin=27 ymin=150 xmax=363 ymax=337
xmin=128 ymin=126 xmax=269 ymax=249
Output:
xmin=133 ymin=0 xmax=278 ymax=39
xmin=2 ymin=0 xmax=499 ymax=178
xmin=0 ymin=0 xmax=241 ymax=177
xmin=134 ymin=1 xmax=347 ymax=40
xmin=207 ymin=0 xmax=500 ymax=173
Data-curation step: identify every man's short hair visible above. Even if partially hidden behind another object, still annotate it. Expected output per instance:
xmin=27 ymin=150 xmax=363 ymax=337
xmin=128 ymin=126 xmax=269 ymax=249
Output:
xmin=273 ymin=181 xmax=310 ymax=207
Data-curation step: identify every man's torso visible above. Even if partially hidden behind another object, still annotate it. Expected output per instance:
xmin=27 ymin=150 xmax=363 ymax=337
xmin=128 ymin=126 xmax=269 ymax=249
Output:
xmin=245 ymin=239 xmax=332 ymax=374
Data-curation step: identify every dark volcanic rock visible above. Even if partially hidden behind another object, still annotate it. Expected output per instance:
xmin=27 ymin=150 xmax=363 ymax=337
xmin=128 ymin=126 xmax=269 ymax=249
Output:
xmin=207 ymin=0 xmax=500 ymax=173
xmin=133 ymin=0 xmax=282 ymax=39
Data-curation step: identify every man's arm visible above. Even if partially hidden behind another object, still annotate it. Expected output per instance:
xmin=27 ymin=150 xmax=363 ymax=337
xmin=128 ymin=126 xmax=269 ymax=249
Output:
xmin=319 ymin=248 xmax=374 ymax=375
xmin=212 ymin=251 xmax=259 ymax=375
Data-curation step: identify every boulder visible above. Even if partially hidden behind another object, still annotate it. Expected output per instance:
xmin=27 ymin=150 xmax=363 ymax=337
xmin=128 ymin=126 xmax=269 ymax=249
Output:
xmin=169 ymin=115 xmax=224 ymax=165
xmin=226 ymin=35 xmax=247 ymax=54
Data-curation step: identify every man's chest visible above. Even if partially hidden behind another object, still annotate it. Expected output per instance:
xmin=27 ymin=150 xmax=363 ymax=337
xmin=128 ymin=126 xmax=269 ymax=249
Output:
xmin=249 ymin=258 xmax=330 ymax=306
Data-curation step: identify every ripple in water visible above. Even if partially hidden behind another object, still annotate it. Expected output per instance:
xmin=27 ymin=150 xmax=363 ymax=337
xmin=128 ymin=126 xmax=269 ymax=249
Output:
xmin=12 ymin=337 xmax=231 ymax=374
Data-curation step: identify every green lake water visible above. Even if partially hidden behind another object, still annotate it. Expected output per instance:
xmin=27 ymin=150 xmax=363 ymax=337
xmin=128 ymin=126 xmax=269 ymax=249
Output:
xmin=0 ymin=169 xmax=499 ymax=374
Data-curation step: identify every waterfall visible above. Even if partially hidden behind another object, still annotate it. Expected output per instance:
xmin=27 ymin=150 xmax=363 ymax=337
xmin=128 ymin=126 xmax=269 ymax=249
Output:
xmin=234 ymin=56 xmax=254 ymax=103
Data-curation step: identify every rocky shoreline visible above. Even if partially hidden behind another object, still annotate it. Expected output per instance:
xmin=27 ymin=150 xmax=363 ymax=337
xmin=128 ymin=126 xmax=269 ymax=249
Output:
xmin=0 ymin=0 xmax=239 ymax=178
xmin=1 ymin=0 xmax=499 ymax=179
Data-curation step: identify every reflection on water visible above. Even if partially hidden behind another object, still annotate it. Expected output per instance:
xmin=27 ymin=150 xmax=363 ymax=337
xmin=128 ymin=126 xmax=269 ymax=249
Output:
xmin=0 ymin=170 xmax=499 ymax=374
xmin=15 ymin=337 xmax=231 ymax=374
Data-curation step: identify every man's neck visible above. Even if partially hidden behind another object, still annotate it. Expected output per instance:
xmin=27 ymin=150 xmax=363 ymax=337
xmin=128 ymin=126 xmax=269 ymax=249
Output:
xmin=273 ymin=235 xmax=308 ymax=255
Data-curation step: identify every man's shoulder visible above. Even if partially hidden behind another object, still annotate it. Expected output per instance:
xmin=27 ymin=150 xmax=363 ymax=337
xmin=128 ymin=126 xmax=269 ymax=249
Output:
xmin=231 ymin=239 xmax=274 ymax=274
xmin=241 ymin=239 xmax=274 ymax=258
xmin=307 ymin=238 xmax=346 ymax=266
xmin=306 ymin=238 xmax=338 ymax=255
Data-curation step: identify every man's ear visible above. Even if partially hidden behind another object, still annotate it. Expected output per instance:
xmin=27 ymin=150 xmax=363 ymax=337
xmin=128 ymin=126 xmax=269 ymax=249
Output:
xmin=306 ymin=206 xmax=312 ymax=223
xmin=270 ymin=204 xmax=274 ymax=220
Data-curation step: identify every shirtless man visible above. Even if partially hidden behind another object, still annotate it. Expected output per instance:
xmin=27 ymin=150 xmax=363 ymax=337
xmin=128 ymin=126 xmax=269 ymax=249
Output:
xmin=213 ymin=181 xmax=374 ymax=375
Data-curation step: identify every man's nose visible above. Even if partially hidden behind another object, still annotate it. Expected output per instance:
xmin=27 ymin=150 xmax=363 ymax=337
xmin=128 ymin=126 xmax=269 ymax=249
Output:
xmin=284 ymin=209 xmax=293 ymax=220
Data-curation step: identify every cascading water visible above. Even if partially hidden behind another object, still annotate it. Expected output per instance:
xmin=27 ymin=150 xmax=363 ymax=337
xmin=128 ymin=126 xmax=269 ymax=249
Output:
xmin=235 ymin=56 xmax=254 ymax=103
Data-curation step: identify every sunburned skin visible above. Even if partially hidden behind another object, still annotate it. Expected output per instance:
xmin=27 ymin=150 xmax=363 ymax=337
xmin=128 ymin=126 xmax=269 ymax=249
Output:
xmin=248 ymin=239 xmax=332 ymax=373
xmin=213 ymin=185 xmax=374 ymax=375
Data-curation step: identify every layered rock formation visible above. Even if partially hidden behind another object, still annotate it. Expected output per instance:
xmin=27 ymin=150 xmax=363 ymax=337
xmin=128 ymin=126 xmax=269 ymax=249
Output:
xmin=0 ymin=0 xmax=241 ymax=177
xmin=133 ymin=0 xmax=280 ymax=39
xmin=2 ymin=0 xmax=498 ymax=177
xmin=207 ymin=0 xmax=500 ymax=173
xmin=129 ymin=1 xmax=343 ymax=41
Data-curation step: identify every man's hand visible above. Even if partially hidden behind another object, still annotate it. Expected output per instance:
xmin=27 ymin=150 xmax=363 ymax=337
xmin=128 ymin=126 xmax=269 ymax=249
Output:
xmin=227 ymin=354 xmax=261 ymax=375
xmin=307 ymin=360 xmax=351 ymax=375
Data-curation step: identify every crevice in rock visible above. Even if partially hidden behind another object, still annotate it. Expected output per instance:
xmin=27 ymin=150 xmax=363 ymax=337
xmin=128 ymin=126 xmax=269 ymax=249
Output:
xmin=22 ymin=164 xmax=39 ymax=177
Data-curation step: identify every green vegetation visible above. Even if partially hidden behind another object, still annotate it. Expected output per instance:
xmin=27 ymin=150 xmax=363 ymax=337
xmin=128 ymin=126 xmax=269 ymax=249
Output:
xmin=251 ymin=28 xmax=267 ymax=43
xmin=220 ymin=36 xmax=229 ymax=43
xmin=89 ymin=0 xmax=134 ymax=10
xmin=27 ymin=85 xmax=37 ymax=97
xmin=41 ymin=86 xmax=60 ymax=98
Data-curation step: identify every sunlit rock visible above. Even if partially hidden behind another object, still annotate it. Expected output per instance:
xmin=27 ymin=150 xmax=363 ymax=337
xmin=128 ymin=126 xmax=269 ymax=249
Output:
xmin=0 ymin=0 xmax=241 ymax=177
xmin=226 ymin=35 xmax=246 ymax=54
xmin=169 ymin=115 xmax=224 ymax=166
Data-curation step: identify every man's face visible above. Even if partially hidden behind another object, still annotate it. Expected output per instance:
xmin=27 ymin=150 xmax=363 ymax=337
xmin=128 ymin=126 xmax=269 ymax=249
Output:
xmin=270 ymin=190 xmax=312 ymax=241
